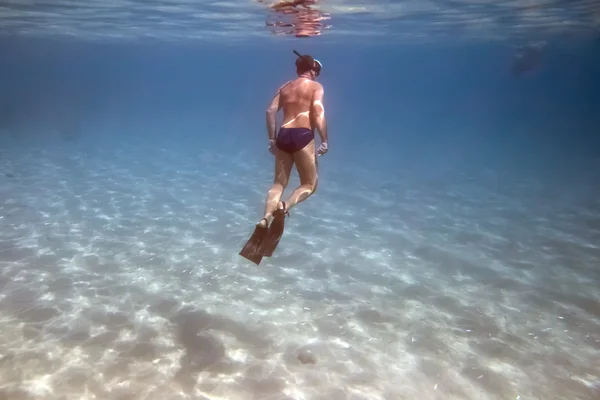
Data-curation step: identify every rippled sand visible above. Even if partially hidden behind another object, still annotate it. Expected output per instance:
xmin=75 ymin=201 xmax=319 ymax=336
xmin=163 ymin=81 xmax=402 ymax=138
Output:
xmin=0 ymin=132 xmax=599 ymax=399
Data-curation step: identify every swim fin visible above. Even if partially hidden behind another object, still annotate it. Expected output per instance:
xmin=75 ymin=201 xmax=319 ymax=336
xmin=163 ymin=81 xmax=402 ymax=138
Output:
xmin=258 ymin=204 xmax=288 ymax=257
xmin=239 ymin=223 xmax=268 ymax=265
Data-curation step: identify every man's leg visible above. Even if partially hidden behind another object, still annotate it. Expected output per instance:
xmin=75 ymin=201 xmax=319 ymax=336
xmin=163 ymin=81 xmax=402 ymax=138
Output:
xmin=259 ymin=148 xmax=294 ymax=227
xmin=283 ymin=140 xmax=318 ymax=212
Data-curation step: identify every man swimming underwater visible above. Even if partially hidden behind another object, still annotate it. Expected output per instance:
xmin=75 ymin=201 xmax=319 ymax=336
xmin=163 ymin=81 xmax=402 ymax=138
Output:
xmin=240 ymin=50 xmax=329 ymax=265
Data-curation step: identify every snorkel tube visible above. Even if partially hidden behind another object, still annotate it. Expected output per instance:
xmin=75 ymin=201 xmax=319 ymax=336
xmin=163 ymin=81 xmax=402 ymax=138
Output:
xmin=293 ymin=49 xmax=322 ymax=76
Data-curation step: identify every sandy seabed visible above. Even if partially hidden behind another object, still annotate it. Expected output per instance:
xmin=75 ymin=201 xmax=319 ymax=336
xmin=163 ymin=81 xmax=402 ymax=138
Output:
xmin=0 ymin=133 xmax=599 ymax=400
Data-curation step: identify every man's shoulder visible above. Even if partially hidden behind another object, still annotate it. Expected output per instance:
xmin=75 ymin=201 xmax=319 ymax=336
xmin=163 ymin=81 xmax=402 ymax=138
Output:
xmin=311 ymin=81 xmax=324 ymax=91
xmin=278 ymin=80 xmax=294 ymax=91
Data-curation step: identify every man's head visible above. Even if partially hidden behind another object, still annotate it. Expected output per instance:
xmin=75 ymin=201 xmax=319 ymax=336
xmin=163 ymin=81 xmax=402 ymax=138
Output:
xmin=294 ymin=50 xmax=322 ymax=79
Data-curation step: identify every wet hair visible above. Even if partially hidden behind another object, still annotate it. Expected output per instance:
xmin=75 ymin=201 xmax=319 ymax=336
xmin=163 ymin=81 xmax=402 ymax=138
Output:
xmin=296 ymin=54 xmax=317 ymax=75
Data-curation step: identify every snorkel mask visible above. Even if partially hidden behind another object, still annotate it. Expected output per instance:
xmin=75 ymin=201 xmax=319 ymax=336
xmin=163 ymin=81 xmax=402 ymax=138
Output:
xmin=293 ymin=50 xmax=322 ymax=77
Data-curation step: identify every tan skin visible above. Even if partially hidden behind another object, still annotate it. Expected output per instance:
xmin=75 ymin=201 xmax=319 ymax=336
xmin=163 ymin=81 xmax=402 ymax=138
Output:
xmin=258 ymin=66 xmax=328 ymax=228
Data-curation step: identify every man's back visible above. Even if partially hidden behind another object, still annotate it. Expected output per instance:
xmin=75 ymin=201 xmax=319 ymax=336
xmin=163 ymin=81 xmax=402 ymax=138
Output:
xmin=279 ymin=77 xmax=322 ymax=130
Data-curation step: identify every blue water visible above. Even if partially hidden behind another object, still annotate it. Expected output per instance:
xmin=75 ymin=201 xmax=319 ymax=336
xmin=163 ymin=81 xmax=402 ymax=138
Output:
xmin=1 ymin=2 xmax=600 ymax=399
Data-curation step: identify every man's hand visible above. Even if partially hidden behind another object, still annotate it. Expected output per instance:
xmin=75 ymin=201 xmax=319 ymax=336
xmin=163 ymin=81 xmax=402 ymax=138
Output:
xmin=268 ymin=139 xmax=276 ymax=155
xmin=317 ymin=141 xmax=328 ymax=156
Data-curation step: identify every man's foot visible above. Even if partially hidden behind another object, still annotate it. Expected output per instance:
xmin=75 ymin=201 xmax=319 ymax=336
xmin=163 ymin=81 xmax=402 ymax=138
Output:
xmin=276 ymin=201 xmax=287 ymax=213
xmin=257 ymin=217 xmax=269 ymax=228
xmin=258 ymin=202 xmax=288 ymax=257
xmin=257 ymin=204 xmax=285 ymax=228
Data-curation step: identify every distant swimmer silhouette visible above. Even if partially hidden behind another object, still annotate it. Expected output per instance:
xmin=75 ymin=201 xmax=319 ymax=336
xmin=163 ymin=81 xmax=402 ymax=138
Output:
xmin=240 ymin=50 xmax=329 ymax=265
xmin=511 ymin=41 xmax=547 ymax=76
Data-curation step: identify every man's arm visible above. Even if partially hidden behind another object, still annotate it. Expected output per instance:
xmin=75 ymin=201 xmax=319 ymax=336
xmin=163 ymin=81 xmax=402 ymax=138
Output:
xmin=265 ymin=81 xmax=291 ymax=141
xmin=265 ymin=91 xmax=280 ymax=141
xmin=312 ymin=84 xmax=328 ymax=144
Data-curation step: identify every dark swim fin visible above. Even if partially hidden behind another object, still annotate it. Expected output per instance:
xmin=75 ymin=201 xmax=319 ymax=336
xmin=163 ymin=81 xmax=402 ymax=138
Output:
xmin=239 ymin=223 xmax=268 ymax=265
xmin=258 ymin=204 xmax=288 ymax=257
